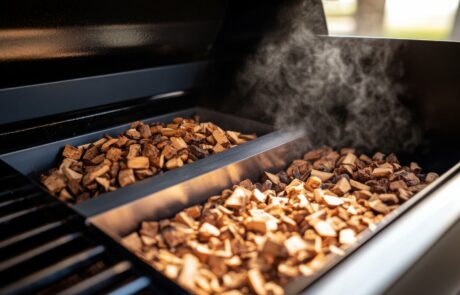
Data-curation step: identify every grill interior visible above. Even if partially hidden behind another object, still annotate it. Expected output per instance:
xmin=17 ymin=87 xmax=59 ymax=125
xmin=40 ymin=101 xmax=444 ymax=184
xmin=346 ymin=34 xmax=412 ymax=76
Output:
xmin=0 ymin=161 xmax=155 ymax=295
xmin=1 ymin=1 xmax=460 ymax=293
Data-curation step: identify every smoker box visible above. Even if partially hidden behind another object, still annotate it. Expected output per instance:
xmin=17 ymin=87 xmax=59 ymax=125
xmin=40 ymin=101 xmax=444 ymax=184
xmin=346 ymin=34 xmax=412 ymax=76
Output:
xmin=1 ymin=0 xmax=460 ymax=294
xmin=0 ymin=107 xmax=274 ymax=216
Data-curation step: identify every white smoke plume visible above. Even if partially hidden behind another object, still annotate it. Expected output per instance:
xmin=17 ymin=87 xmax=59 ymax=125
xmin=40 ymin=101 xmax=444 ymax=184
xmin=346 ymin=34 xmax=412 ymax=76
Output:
xmin=236 ymin=3 xmax=421 ymax=154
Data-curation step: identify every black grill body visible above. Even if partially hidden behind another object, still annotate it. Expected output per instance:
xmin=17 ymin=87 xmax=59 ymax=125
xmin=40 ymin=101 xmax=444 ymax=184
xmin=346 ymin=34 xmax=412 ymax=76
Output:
xmin=1 ymin=1 xmax=460 ymax=294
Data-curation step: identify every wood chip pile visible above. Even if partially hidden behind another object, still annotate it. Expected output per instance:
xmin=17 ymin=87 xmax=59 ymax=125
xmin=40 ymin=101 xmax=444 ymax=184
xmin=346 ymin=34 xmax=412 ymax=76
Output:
xmin=40 ymin=117 xmax=256 ymax=204
xmin=123 ymin=147 xmax=439 ymax=294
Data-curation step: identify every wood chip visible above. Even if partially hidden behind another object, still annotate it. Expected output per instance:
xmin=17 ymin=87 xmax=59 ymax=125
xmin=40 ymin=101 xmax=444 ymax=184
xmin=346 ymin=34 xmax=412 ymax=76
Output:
xmin=140 ymin=221 xmax=159 ymax=238
xmin=42 ymin=117 xmax=256 ymax=204
xmin=127 ymin=156 xmax=149 ymax=169
xmin=342 ymin=153 xmax=356 ymax=166
xmin=177 ymin=254 xmax=200 ymax=291
xmin=349 ymin=179 xmax=370 ymax=191
xmin=331 ymin=177 xmax=351 ymax=195
xmin=305 ymin=176 xmax=322 ymax=191
xmin=339 ymin=228 xmax=357 ymax=245
xmin=378 ymin=193 xmax=399 ymax=204
xmin=390 ymin=180 xmax=407 ymax=191
xmin=284 ymin=235 xmax=308 ymax=255
xmin=369 ymin=199 xmax=390 ymax=214
xmin=425 ymin=172 xmax=439 ymax=183
xmin=312 ymin=220 xmax=337 ymax=237
xmin=199 ymin=222 xmax=221 ymax=239
xmin=165 ymin=157 xmax=184 ymax=170
xmin=63 ymin=167 xmax=83 ymax=183
xmin=122 ymin=146 xmax=436 ymax=292
xmin=323 ymin=195 xmax=344 ymax=207
xmin=372 ymin=167 xmax=393 ymax=177
xmin=224 ymin=187 xmax=248 ymax=209
xmin=122 ymin=232 xmax=143 ymax=252
xmin=311 ymin=169 xmax=334 ymax=181
xmin=62 ymin=145 xmax=82 ymax=160
xmin=118 ymin=169 xmax=135 ymax=187
xmin=248 ymin=269 xmax=267 ymax=295
xmin=212 ymin=130 xmax=230 ymax=146
xmin=264 ymin=172 xmax=280 ymax=186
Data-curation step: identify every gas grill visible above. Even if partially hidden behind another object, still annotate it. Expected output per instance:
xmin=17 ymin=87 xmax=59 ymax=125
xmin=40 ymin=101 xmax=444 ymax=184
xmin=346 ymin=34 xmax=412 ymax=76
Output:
xmin=1 ymin=0 xmax=460 ymax=294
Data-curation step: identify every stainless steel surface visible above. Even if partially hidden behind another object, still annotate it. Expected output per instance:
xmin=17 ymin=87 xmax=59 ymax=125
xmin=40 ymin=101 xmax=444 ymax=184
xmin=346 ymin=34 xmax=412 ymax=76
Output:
xmin=385 ymin=218 xmax=460 ymax=295
xmin=89 ymin=139 xmax=460 ymax=294
xmin=0 ymin=107 xmax=273 ymax=216
xmin=89 ymin=129 xmax=306 ymax=237
xmin=305 ymin=163 xmax=460 ymax=295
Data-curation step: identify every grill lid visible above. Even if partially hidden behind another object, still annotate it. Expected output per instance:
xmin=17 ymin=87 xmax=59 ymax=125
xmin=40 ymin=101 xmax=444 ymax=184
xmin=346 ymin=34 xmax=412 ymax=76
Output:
xmin=0 ymin=0 xmax=327 ymax=126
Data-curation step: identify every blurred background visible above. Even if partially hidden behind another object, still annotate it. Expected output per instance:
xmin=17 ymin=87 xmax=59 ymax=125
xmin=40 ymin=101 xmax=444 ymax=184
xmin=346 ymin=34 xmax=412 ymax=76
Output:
xmin=322 ymin=0 xmax=460 ymax=41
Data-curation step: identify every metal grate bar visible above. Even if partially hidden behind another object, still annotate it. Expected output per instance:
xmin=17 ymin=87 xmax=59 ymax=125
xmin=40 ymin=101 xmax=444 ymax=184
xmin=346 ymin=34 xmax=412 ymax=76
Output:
xmin=0 ymin=191 xmax=42 ymax=209
xmin=56 ymin=261 xmax=132 ymax=295
xmin=0 ymin=245 xmax=105 ymax=295
xmin=108 ymin=277 xmax=152 ymax=295
xmin=0 ymin=219 xmax=67 ymax=249
xmin=0 ymin=202 xmax=56 ymax=224
xmin=0 ymin=232 xmax=82 ymax=271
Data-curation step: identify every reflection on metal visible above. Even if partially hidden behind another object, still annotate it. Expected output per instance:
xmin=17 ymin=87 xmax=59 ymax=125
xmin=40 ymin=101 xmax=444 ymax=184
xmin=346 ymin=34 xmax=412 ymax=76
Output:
xmin=89 ymin=130 xmax=306 ymax=237
xmin=0 ymin=22 xmax=217 ymax=61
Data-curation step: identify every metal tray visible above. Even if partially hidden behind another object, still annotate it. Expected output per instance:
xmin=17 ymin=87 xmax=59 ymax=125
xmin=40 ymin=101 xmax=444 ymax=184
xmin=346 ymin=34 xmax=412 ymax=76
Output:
xmin=88 ymin=138 xmax=460 ymax=294
xmin=0 ymin=107 xmax=276 ymax=216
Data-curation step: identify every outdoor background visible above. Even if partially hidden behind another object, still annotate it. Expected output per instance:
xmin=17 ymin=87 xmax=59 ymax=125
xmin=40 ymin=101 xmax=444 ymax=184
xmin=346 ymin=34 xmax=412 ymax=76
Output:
xmin=323 ymin=0 xmax=460 ymax=41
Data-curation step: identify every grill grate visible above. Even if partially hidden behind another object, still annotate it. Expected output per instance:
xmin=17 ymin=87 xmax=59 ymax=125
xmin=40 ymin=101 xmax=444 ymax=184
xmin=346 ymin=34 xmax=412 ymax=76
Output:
xmin=0 ymin=161 xmax=155 ymax=295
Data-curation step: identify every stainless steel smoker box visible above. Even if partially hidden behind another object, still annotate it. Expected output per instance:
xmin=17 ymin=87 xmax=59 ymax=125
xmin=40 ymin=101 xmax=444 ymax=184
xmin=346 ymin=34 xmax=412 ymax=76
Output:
xmin=89 ymin=135 xmax=460 ymax=294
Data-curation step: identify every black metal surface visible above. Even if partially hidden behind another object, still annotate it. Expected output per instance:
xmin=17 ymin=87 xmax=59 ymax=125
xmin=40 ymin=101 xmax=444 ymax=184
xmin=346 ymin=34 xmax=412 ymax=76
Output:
xmin=0 ymin=0 xmax=226 ymax=88
xmin=0 ymin=62 xmax=207 ymax=126
xmin=0 ymin=92 xmax=199 ymax=154
xmin=0 ymin=160 xmax=177 ymax=295
xmin=0 ymin=0 xmax=329 ymax=128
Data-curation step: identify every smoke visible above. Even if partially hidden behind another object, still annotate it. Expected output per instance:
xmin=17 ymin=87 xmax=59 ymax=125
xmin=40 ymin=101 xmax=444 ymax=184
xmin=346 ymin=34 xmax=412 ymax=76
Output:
xmin=236 ymin=3 xmax=421 ymax=154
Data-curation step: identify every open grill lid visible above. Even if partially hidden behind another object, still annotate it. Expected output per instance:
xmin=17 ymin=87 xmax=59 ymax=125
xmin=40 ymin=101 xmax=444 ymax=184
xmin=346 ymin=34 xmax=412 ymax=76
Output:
xmin=0 ymin=0 xmax=327 ymax=126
